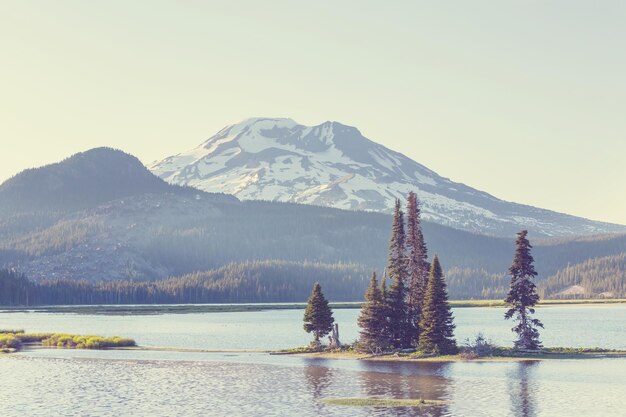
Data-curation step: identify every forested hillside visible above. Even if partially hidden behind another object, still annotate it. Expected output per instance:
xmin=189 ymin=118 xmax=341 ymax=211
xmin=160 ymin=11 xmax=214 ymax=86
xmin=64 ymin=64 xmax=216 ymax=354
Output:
xmin=0 ymin=147 xmax=236 ymax=217
xmin=0 ymin=192 xmax=517 ymax=281
xmin=0 ymin=262 xmax=370 ymax=305
xmin=539 ymin=253 xmax=626 ymax=298
xmin=0 ymin=262 xmax=513 ymax=305
xmin=3 ymin=195 xmax=625 ymax=287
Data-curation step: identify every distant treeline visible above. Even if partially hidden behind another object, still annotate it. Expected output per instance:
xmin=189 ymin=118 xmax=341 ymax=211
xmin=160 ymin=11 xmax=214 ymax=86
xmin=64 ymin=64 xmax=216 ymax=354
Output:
xmin=1 ymin=261 xmax=518 ymax=306
xmin=0 ymin=261 xmax=368 ymax=306
xmin=3 ymin=255 xmax=624 ymax=306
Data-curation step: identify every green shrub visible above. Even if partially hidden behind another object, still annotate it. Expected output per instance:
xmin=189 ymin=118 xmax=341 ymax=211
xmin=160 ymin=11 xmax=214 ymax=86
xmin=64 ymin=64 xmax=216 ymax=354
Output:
xmin=0 ymin=334 xmax=22 ymax=349
xmin=41 ymin=334 xmax=136 ymax=349
xmin=460 ymin=333 xmax=497 ymax=358
xmin=0 ymin=329 xmax=24 ymax=334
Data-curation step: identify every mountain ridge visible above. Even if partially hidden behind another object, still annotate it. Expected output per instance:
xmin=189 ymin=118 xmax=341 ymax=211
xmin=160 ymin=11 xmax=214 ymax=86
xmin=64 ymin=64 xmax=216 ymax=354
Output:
xmin=0 ymin=147 xmax=237 ymax=216
xmin=151 ymin=118 xmax=626 ymax=238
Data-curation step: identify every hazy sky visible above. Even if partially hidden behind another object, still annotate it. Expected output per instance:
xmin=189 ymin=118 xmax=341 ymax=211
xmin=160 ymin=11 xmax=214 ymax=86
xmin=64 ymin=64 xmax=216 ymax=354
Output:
xmin=1 ymin=1 xmax=625 ymax=224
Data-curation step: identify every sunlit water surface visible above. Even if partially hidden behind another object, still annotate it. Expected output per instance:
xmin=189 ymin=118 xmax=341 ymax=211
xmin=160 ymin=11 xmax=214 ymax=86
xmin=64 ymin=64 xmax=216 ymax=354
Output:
xmin=1 ymin=305 xmax=625 ymax=416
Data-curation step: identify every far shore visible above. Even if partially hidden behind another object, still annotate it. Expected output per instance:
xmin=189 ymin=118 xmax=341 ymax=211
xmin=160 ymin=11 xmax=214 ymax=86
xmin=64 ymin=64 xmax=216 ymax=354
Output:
xmin=1 ymin=298 xmax=625 ymax=315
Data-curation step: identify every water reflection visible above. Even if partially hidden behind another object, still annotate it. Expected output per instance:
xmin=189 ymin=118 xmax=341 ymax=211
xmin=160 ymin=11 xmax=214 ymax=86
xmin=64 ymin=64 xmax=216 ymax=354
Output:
xmin=303 ymin=362 xmax=335 ymax=415
xmin=357 ymin=362 xmax=452 ymax=417
xmin=508 ymin=361 xmax=539 ymax=417
xmin=304 ymin=362 xmax=335 ymax=398
xmin=4 ymin=354 xmax=626 ymax=416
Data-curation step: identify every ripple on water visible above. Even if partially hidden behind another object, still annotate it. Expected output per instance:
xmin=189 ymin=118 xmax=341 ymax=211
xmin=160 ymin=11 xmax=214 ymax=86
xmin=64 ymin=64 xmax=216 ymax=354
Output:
xmin=3 ymin=354 xmax=626 ymax=417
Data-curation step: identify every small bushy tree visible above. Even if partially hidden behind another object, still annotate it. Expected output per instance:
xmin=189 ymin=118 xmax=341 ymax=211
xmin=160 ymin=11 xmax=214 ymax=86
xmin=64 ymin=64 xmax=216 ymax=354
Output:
xmin=303 ymin=282 xmax=334 ymax=345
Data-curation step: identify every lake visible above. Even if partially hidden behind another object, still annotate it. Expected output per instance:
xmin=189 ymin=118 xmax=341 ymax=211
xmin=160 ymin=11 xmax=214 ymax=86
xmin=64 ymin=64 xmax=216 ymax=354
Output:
xmin=1 ymin=304 xmax=626 ymax=416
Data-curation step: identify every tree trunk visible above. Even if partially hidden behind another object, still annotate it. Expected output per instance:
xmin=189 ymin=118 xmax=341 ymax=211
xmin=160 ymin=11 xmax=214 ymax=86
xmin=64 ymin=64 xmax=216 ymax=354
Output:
xmin=328 ymin=323 xmax=341 ymax=349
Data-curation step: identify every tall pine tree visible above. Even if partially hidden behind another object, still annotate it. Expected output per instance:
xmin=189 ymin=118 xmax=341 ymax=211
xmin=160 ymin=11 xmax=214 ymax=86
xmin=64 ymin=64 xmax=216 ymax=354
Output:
xmin=406 ymin=191 xmax=429 ymax=347
xmin=504 ymin=230 xmax=544 ymax=350
xmin=357 ymin=272 xmax=389 ymax=353
xmin=386 ymin=199 xmax=410 ymax=348
xmin=303 ymin=282 xmax=335 ymax=346
xmin=419 ymin=255 xmax=457 ymax=354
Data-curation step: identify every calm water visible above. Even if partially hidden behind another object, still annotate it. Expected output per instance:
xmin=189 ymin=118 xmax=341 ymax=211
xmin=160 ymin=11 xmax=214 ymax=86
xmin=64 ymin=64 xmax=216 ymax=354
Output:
xmin=1 ymin=305 xmax=626 ymax=416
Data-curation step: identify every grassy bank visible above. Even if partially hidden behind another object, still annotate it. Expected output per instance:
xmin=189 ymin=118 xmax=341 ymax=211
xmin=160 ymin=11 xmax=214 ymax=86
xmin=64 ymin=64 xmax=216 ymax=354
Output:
xmin=2 ymin=298 xmax=625 ymax=315
xmin=0 ymin=330 xmax=135 ymax=353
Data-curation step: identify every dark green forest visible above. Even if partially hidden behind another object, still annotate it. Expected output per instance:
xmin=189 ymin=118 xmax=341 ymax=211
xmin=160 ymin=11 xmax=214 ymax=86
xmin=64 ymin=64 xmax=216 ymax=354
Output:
xmin=0 ymin=261 xmax=370 ymax=305
xmin=0 ymin=262 xmax=517 ymax=305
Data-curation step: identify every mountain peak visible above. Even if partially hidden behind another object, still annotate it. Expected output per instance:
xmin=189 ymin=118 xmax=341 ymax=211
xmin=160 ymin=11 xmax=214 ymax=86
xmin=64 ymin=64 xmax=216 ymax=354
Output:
xmin=235 ymin=117 xmax=297 ymax=126
xmin=221 ymin=117 xmax=298 ymax=138
xmin=150 ymin=118 xmax=626 ymax=237
xmin=0 ymin=147 xmax=237 ymax=215
xmin=0 ymin=147 xmax=170 ymax=213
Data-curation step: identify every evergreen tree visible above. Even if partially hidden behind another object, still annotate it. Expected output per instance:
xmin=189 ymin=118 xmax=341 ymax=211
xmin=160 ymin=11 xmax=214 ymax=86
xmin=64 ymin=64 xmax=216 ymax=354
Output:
xmin=405 ymin=191 xmax=429 ymax=347
xmin=504 ymin=230 xmax=543 ymax=350
xmin=303 ymin=282 xmax=335 ymax=345
xmin=357 ymin=272 xmax=389 ymax=352
xmin=386 ymin=199 xmax=410 ymax=348
xmin=379 ymin=272 xmax=392 ymax=342
xmin=419 ymin=256 xmax=456 ymax=354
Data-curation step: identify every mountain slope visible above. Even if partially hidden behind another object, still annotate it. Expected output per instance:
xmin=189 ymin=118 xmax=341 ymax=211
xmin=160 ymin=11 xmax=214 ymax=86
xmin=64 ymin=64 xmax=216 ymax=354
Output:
xmin=0 ymin=148 xmax=166 ymax=213
xmin=0 ymin=147 xmax=237 ymax=215
xmin=151 ymin=118 xmax=625 ymax=238
xmin=3 ymin=185 xmax=626 ymax=287
xmin=0 ymin=194 xmax=510 ymax=281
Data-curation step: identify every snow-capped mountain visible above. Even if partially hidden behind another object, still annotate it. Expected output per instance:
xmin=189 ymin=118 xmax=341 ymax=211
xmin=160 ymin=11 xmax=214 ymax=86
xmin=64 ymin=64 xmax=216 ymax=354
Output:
xmin=150 ymin=118 xmax=626 ymax=237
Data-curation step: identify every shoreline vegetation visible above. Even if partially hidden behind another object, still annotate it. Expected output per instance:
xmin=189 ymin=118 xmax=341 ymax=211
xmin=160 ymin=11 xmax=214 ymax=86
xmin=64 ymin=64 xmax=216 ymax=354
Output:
xmin=1 ymin=298 xmax=625 ymax=315
xmin=5 ymin=337 xmax=624 ymax=361
xmin=269 ymin=345 xmax=626 ymax=362
xmin=4 ymin=329 xmax=625 ymax=362
xmin=0 ymin=329 xmax=135 ymax=354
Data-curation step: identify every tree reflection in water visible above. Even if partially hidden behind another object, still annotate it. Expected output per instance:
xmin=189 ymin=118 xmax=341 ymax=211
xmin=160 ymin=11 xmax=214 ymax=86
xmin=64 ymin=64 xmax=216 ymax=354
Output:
xmin=303 ymin=362 xmax=335 ymax=399
xmin=358 ymin=361 xmax=453 ymax=417
xmin=301 ymin=360 xmax=454 ymax=416
xmin=303 ymin=361 xmax=336 ymax=415
xmin=508 ymin=361 xmax=539 ymax=417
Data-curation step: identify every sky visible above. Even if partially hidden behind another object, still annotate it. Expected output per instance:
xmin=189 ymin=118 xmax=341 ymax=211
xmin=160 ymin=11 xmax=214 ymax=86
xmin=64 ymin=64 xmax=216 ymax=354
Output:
xmin=1 ymin=1 xmax=625 ymax=224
